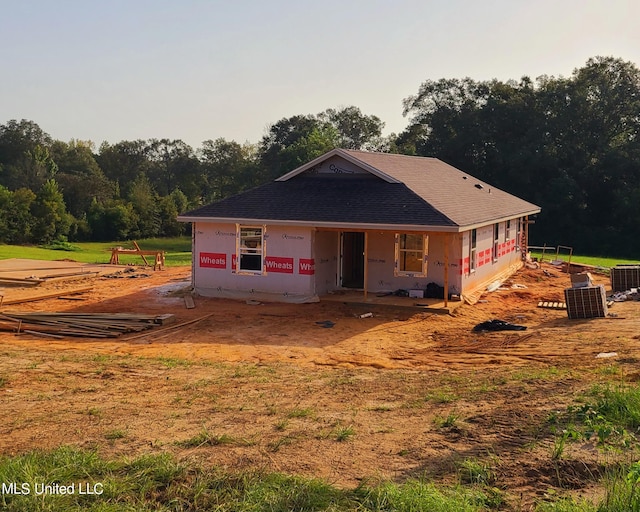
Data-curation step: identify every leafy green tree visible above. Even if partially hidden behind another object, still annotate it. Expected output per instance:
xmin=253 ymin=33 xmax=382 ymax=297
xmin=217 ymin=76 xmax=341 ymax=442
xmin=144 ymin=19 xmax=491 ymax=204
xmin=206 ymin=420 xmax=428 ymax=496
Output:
xmin=278 ymin=125 xmax=339 ymax=171
xmin=96 ymin=140 xmax=150 ymax=190
xmin=400 ymin=57 xmax=640 ymax=256
xmin=169 ymin=188 xmax=189 ymax=215
xmin=258 ymin=114 xmax=328 ymax=180
xmin=0 ymin=120 xmax=56 ymax=190
xmin=51 ymin=139 xmax=114 ymax=218
xmin=318 ymin=106 xmax=385 ymax=150
xmin=31 ymin=179 xmax=72 ymax=243
xmin=126 ymin=174 xmax=160 ymax=239
xmin=87 ymin=199 xmax=135 ymax=241
xmin=198 ymin=138 xmax=259 ymax=203
xmin=157 ymin=195 xmax=182 ymax=237
xmin=145 ymin=138 xmax=200 ymax=197
xmin=7 ymin=188 xmax=36 ymax=243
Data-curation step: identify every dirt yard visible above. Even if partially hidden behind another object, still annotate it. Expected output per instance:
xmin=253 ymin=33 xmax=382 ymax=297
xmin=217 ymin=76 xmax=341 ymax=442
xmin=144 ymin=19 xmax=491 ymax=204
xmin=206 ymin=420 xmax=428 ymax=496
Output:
xmin=1 ymin=262 xmax=639 ymax=509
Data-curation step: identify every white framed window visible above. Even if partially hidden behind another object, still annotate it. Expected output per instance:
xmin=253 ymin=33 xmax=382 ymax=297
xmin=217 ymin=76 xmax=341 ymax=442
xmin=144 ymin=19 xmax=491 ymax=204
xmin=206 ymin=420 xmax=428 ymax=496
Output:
xmin=469 ymin=229 xmax=476 ymax=274
xmin=516 ymin=217 xmax=522 ymax=251
xmin=237 ymin=225 xmax=265 ymax=274
xmin=505 ymin=219 xmax=511 ymax=242
xmin=395 ymin=233 xmax=428 ymax=276
xmin=492 ymin=223 xmax=499 ymax=263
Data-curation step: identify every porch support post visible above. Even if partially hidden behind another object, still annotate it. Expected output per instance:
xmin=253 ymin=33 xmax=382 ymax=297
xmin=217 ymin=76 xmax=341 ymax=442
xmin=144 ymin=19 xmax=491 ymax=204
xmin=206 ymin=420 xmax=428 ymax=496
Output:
xmin=443 ymin=234 xmax=449 ymax=307
xmin=363 ymin=231 xmax=369 ymax=300
xmin=524 ymin=215 xmax=529 ymax=255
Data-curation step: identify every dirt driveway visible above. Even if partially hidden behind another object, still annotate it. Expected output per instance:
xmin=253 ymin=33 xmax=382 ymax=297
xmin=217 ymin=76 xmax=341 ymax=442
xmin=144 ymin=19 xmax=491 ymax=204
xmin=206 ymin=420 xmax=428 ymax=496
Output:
xmin=1 ymin=263 xmax=638 ymax=509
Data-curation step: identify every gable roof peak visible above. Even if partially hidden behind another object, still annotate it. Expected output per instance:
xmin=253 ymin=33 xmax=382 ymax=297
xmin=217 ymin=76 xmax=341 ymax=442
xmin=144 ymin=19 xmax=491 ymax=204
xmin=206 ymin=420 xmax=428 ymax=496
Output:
xmin=275 ymin=148 xmax=401 ymax=183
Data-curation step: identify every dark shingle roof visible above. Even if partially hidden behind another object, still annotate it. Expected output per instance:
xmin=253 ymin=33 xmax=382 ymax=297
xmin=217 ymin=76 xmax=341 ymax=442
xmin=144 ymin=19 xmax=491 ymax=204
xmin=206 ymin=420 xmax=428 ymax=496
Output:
xmin=179 ymin=149 xmax=541 ymax=230
xmin=180 ymin=176 xmax=456 ymax=227
xmin=340 ymin=150 xmax=540 ymax=226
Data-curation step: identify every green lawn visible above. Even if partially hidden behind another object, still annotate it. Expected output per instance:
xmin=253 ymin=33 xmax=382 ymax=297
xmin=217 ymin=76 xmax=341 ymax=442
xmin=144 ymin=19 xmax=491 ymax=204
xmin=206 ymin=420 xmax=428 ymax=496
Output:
xmin=530 ymin=250 xmax=638 ymax=269
xmin=0 ymin=237 xmax=192 ymax=267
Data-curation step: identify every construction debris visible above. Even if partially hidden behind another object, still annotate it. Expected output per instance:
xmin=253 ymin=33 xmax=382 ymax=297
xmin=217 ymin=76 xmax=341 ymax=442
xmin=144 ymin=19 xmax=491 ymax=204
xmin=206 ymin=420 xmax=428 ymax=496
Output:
xmin=570 ymin=272 xmax=594 ymax=288
xmin=610 ymin=265 xmax=640 ymax=292
xmin=472 ymin=319 xmax=527 ymax=332
xmin=609 ymin=289 xmax=639 ymax=302
xmin=564 ymin=285 xmax=608 ymax=319
xmin=0 ymin=312 xmax=175 ymax=338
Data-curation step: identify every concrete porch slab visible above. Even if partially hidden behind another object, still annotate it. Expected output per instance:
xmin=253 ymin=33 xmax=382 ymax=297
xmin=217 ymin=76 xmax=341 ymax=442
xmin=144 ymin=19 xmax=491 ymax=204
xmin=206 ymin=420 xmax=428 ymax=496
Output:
xmin=321 ymin=290 xmax=464 ymax=315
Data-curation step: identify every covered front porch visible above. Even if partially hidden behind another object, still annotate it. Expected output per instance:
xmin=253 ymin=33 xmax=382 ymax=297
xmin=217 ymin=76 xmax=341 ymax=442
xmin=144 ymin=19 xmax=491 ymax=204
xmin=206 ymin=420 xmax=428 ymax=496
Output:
xmin=313 ymin=228 xmax=462 ymax=308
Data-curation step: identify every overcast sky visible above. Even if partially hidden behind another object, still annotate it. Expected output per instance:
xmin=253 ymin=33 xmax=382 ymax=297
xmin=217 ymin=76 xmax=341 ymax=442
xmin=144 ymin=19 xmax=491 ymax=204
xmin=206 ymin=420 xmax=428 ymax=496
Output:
xmin=1 ymin=0 xmax=638 ymax=150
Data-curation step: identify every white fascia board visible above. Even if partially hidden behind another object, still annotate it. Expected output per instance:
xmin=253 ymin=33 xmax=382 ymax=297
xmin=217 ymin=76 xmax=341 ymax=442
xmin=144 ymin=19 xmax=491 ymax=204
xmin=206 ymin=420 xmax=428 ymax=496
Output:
xmin=275 ymin=149 xmax=400 ymax=184
xmin=457 ymin=209 xmax=541 ymax=231
xmin=177 ymin=215 xmax=461 ymax=233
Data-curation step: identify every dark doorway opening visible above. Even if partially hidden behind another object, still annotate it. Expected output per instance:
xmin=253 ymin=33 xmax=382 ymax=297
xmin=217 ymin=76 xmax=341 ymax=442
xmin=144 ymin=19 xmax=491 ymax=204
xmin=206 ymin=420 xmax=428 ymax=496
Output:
xmin=341 ymin=232 xmax=364 ymax=288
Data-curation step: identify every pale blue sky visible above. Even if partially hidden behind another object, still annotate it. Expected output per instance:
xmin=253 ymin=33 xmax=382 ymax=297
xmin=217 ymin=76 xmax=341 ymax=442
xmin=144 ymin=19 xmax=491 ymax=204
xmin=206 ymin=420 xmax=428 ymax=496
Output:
xmin=1 ymin=0 xmax=638 ymax=149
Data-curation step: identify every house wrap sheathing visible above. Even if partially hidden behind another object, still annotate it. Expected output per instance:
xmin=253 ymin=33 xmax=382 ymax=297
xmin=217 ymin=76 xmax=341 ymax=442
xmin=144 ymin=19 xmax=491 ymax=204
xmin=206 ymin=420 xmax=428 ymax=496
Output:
xmin=178 ymin=149 xmax=541 ymax=303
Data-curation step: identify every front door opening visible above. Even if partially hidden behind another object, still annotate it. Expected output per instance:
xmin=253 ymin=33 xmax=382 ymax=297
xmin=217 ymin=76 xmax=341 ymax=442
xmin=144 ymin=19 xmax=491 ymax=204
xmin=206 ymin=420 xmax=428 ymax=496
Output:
xmin=341 ymin=232 xmax=364 ymax=288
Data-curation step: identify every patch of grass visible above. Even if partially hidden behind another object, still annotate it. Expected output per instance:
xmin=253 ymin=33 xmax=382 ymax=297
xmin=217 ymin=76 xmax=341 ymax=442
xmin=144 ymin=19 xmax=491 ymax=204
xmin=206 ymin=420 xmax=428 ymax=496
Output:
xmin=369 ymin=404 xmax=393 ymax=412
xmin=177 ymin=428 xmax=253 ymax=448
xmin=274 ymin=419 xmax=289 ymax=431
xmin=511 ymin=366 xmax=567 ymax=383
xmin=287 ymin=407 xmax=314 ymax=419
xmin=0 ymin=376 xmax=7 ymax=388
xmin=535 ymin=496 xmax=597 ymax=511
xmin=434 ymin=412 xmax=460 ymax=429
xmin=267 ymin=435 xmax=296 ymax=453
xmin=0 ymin=447 xmax=184 ymax=511
xmin=355 ymin=479 xmax=498 ymax=511
xmin=334 ymin=425 xmax=356 ymax=442
xmin=456 ymin=458 xmax=495 ymax=485
xmin=86 ymin=407 xmax=102 ymax=417
xmin=552 ymin=384 xmax=640 ymax=451
xmin=92 ymin=354 xmax=113 ymax=363
xmin=10 ymin=447 xmax=634 ymax=511
xmin=425 ymin=388 xmax=460 ymax=404
xmin=104 ymin=429 xmax=127 ymax=440
xmin=597 ymin=364 xmax=622 ymax=377
xmin=156 ymin=357 xmax=193 ymax=368
xmin=586 ymin=384 xmax=640 ymax=429
xmin=182 ymin=378 xmax=212 ymax=391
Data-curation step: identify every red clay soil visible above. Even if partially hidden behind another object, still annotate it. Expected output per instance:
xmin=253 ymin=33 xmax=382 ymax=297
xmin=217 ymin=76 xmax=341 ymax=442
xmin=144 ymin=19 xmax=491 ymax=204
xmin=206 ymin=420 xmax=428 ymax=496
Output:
xmin=0 ymin=263 xmax=638 ymax=509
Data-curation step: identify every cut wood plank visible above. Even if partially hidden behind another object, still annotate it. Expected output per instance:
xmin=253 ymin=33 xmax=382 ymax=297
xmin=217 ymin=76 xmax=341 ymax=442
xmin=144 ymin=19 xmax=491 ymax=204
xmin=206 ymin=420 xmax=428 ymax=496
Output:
xmin=0 ymin=286 xmax=93 ymax=305
xmin=0 ymin=277 xmax=43 ymax=286
xmin=22 ymin=329 xmax=65 ymax=339
xmin=184 ymin=295 xmax=195 ymax=309
xmin=124 ymin=312 xmax=215 ymax=341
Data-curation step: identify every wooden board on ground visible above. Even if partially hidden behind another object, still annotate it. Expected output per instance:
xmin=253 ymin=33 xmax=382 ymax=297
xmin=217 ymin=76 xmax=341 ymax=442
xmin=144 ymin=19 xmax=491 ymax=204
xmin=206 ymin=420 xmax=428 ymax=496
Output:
xmin=0 ymin=286 xmax=93 ymax=306
xmin=537 ymin=301 xmax=567 ymax=310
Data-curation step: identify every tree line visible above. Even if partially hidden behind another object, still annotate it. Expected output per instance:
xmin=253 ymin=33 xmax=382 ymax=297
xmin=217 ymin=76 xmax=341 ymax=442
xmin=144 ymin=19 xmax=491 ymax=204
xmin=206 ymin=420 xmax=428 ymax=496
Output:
xmin=1 ymin=56 xmax=639 ymax=257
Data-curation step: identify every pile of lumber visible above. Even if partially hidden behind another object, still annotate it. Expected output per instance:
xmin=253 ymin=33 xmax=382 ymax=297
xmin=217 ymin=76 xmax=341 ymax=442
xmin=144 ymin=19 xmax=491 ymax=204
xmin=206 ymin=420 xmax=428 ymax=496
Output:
xmin=0 ymin=312 xmax=175 ymax=339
